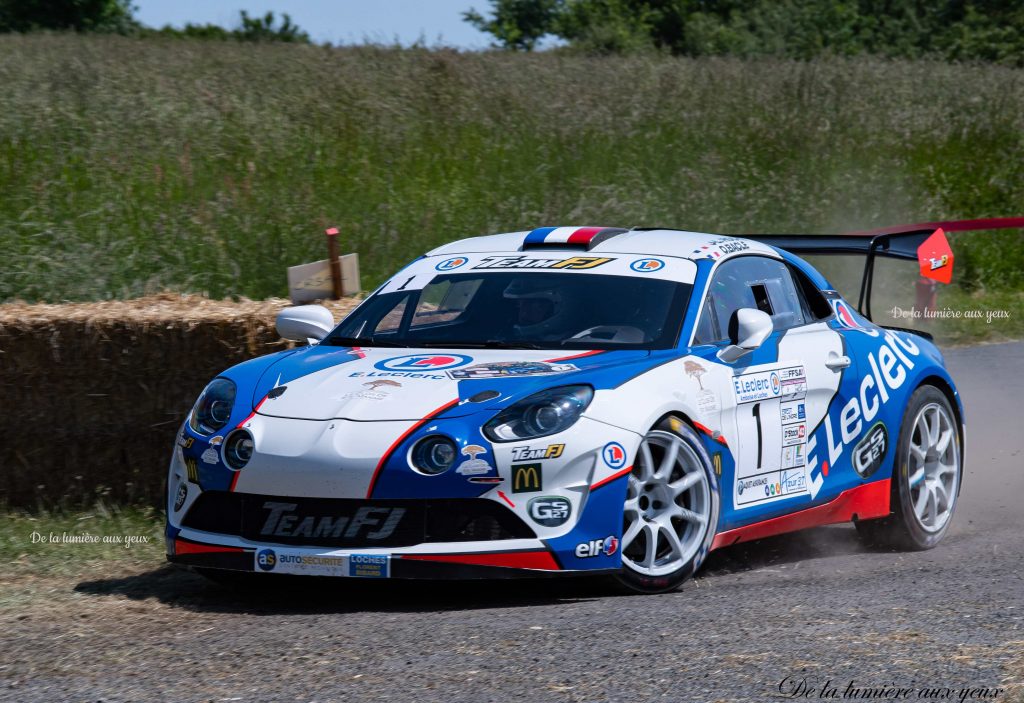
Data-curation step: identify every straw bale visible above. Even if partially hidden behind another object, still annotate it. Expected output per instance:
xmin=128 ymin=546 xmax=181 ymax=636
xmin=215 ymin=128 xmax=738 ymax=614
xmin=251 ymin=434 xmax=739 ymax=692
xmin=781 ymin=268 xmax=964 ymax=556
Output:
xmin=0 ymin=294 xmax=360 ymax=507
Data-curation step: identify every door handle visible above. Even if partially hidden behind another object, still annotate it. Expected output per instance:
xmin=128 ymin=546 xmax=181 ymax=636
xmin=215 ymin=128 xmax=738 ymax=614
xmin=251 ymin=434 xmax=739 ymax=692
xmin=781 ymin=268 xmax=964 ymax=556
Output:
xmin=825 ymin=354 xmax=851 ymax=371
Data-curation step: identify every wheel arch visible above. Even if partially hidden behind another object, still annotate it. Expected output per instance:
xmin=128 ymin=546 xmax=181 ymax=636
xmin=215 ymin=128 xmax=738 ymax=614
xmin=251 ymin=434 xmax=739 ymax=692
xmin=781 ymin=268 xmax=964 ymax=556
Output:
xmin=913 ymin=374 xmax=966 ymax=492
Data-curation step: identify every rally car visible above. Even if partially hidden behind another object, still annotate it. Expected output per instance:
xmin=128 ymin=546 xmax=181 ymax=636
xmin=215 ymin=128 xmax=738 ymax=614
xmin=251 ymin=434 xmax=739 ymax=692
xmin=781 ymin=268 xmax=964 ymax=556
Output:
xmin=166 ymin=220 xmax=993 ymax=593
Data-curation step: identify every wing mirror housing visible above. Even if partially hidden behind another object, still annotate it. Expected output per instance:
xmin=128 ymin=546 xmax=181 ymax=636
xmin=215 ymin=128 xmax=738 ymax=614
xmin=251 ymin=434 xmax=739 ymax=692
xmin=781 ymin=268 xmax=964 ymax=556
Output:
xmin=276 ymin=305 xmax=335 ymax=344
xmin=717 ymin=308 xmax=773 ymax=363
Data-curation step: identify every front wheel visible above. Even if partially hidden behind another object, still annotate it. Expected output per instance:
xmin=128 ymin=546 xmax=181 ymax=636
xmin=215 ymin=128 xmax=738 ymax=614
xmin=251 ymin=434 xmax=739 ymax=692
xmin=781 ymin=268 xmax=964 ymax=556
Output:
xmin=613 ymin=419 xmax=720 ymax=594
xmin=855 ymin=384 xmax=962 ymax=550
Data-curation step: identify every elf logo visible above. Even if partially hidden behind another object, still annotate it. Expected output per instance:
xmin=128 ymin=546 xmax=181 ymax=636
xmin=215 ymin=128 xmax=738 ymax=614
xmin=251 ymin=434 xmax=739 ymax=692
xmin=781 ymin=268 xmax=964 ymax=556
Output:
xmin=806 ymin=331 xmax=920 ymax=498
xmin=575 ymin=535 xmax=619 ymax=558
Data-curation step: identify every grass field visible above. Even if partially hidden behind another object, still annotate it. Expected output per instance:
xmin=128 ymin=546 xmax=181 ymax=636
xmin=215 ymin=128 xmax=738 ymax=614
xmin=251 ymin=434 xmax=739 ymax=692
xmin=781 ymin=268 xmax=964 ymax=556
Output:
xmin=2 ymin=34 xmax=1023 ymax=312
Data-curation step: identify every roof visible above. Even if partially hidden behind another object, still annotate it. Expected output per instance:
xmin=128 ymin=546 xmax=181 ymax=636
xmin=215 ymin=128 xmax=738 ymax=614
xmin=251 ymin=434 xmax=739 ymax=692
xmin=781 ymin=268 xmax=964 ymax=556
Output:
xmin=426 ymin=226 xmax=779 ymax=262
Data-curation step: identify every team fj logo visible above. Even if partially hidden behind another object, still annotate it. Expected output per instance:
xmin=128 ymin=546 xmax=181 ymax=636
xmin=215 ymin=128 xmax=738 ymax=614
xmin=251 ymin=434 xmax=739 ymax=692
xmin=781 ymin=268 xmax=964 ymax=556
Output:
xmin=455 ymin=445 xmax=491 ymax=476
xmin=436 ymin=257 xmax=468 ymax=271
xmin=630 ymin=258 xmax=665 ymax=272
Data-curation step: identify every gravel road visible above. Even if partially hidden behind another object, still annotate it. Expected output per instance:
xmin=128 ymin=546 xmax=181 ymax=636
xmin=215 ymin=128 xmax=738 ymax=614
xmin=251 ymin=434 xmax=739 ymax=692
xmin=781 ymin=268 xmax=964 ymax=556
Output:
xmin=3 ymin=342 xmax=1023 ymax=703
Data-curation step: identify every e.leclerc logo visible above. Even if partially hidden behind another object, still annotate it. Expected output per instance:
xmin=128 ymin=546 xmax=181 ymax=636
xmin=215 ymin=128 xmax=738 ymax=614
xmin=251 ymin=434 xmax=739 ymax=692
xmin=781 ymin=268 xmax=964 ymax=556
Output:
xmin=602 ymin=442 xmax=627 ymax=469
xmin=375 ymin=354 xmax=473 ymax=372
xmin=435 ymin=257 xmax=468 ymax=271
xmin=831 ymin=299 xmax=861 ymax=329
xmin=630 ymin=258 xmax=665 ymax=272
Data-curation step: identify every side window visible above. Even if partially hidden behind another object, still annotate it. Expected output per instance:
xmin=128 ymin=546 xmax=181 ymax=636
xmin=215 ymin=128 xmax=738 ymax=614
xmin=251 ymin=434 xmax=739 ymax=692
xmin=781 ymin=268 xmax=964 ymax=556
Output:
xmin=694 ymin=256 xmax=808 ymax=344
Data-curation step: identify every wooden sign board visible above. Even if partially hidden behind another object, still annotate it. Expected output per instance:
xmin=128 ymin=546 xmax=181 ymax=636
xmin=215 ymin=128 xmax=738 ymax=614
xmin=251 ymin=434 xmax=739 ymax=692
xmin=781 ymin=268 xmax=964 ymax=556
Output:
xmin=287 ymin=253 xmax=360 ymax=303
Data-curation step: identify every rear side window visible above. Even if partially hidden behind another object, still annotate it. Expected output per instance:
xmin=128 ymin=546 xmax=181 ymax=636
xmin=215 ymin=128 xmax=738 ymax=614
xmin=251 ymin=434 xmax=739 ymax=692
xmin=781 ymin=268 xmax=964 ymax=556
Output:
xmin=693 ymin=256 xmax=808 ymax=344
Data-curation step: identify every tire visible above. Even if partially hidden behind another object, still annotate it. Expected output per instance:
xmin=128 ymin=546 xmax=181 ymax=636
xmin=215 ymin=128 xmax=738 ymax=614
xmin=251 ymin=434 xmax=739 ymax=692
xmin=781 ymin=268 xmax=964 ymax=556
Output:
xmin=612 ymin=418 xmax=720 ymax=594
xmin=855 ymin=384 xmax=962 ymax=550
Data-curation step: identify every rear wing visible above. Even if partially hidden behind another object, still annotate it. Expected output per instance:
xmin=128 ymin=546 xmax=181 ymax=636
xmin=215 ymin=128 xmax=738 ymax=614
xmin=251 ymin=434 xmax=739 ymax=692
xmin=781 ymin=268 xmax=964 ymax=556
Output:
xmin=746 ymin=217 xmax=1024 ymax=321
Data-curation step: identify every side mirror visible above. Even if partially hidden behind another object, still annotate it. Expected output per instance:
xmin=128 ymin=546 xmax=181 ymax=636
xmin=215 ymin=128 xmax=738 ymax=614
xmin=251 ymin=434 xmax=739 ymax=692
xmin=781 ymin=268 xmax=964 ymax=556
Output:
xmin=717 ymin=308 xmax=773 ymax=363
xmin=276 ymin=305 xmax=335 ymax=344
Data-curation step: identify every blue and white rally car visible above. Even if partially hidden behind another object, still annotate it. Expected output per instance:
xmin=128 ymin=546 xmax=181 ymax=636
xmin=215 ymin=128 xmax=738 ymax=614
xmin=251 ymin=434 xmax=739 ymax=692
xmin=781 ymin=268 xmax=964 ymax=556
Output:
xmin=167 ymin=222 xmax=972 ymax=593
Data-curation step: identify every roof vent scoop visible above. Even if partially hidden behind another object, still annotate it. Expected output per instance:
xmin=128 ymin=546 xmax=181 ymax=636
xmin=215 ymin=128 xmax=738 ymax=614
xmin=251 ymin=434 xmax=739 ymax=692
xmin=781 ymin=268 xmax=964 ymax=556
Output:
xmin=521 ymin=226 xmax=629 ymax=251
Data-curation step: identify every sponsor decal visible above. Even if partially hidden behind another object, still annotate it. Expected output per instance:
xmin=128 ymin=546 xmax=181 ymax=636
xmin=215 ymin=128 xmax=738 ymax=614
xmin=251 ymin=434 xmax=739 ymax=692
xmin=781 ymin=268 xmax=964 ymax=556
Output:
xmin=173 ymin=483 xmax=187 ymax=511
xmin=455 ymin=444 xmax=491 ymax=476
xmin=853 ymin=421 xmax=888 ymax=479
xmin=473 ymin=255 xmax=613 ymax=270
xmin=575 ymin=535 xmax=619 ymax=558
xmin=468 ymin=476 xmax=504 ymax=484
xmin=335 ymin=380 xmax=402 ymax=402
xmin=780 ymin=469 xmax=806 ymax=494
xmin=806 ymin=331 xmax=921 ymax=498
xmin=436 ymin=256 xmax=468 ymax=271
xmin=350 ymin=370 xmax=447 ymax=380
xmin=712 ymin=452 xmax=722 ymax=476
xmin=511 ymin=464 xmax=542 ymax=493
xmin=510 ymin=444 xmax=565 ymax=461
xmin=527 ymin=496 xmax=572 ymax=527
xmin=602 ymin=442 xmax=627 ymax=469
xmin=691 ymin=237 xmax=749 ymax=259
xmin=177 ymin=434 xmax=193 ymax=449
xmin=780 ymin=401 xmax=806 ymax=423
xmin=831 ymin=299 xmax=863 ymax=330
xmin=782 ymin=443 xmax=805 ymax=469
xmin=200 ymin=447 xmax=219 ymax=464
xmin=684 ymin=360 xmax=707 ymax=390
xmin=781 ymin=423 xmax=807 ymax=447
xmin=737 ymin=476 xmax=768 ymax=496
xmin=184 ymin=457 xmax=199 ymax=483
xmin=929 ymin=255 xmax=949 ymax=271
xmin=448 ymin=361 xmax=577 ymax=379
xmin=209 ymin=435 xmax=224 ymax=446
xmin=375 ymin=354 xmax=472 ymax=372
xmin=255 ymin=549 xmax=348 ymax=577
xmin=630 ymin=258 xmax=665 ymax=272
xmin=349 ymin=554 xmax=390 ymax=578
xmin=259 ymin=501 xmax=406 ymax=540
xmin=256 ymin=548 xmax=277 ymax=571
xmin=733 ymin=366 xmax=805 ymax=404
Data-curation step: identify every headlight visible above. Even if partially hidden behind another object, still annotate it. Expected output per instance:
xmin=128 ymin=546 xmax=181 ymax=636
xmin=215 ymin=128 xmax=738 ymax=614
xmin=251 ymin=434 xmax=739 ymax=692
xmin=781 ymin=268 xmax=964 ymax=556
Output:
xmin=410 ymin=436 xmax=458 ymax=475
xmin=483 ymin=385 xmax=593 ymax=442
xmin=224 ymin=429 xmax=254 ymax=470
xmin=188 ymin=378 xmax=236 ymax=435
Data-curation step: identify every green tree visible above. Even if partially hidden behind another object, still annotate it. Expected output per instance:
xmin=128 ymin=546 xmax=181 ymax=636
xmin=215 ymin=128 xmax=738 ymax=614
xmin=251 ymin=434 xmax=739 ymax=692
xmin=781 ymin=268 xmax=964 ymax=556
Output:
xmin=0 ymin=0 xmax=137 ymax=33
xmin=236 ymin=10 xmax=309 ymax=43
xmin=463 ymin=0 xmax=561 ymax=50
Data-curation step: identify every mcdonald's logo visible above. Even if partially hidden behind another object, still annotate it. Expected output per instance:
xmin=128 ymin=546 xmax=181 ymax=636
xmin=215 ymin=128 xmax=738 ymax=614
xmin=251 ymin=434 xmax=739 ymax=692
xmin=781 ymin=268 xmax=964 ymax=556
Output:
xmin=184 ymin=457 xmax=199 ymax=484
xmin=511 ymin=464 xmax=542 ymax=493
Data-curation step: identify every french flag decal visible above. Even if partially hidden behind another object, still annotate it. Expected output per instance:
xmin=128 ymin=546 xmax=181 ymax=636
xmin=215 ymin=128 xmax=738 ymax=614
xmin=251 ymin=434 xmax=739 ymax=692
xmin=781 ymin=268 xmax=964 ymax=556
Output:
xmin=524 ymin=226 xmax=628 ymax=250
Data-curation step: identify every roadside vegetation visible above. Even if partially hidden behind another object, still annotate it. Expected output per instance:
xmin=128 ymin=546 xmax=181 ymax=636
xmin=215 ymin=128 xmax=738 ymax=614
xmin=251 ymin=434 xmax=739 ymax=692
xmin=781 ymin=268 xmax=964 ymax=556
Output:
xmin=3 ymin=35 xmax=1023 ymax=309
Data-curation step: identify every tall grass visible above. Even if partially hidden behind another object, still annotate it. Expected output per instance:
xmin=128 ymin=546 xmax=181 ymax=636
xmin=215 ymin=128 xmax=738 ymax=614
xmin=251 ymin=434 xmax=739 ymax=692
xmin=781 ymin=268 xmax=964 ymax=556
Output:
xmin=1 ymin=34 xmax=1023 ymax=303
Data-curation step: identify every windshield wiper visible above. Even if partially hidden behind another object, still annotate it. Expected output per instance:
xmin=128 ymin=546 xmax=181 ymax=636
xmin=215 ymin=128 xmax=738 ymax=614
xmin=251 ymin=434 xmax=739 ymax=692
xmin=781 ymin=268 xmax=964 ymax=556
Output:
xmin=324 ymin=336 xmax=408 ymax=348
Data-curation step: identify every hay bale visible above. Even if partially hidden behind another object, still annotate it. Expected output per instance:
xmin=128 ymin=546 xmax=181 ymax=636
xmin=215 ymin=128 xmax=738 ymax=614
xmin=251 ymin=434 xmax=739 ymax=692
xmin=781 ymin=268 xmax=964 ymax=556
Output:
xmin=0 ymin=294 xmax=360 ymax=507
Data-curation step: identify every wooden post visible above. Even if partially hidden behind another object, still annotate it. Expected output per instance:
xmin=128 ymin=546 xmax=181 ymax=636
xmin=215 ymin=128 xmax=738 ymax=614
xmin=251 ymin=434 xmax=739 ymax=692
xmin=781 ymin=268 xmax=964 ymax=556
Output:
xmin=325 ymin=227 xmax=342 ymax=300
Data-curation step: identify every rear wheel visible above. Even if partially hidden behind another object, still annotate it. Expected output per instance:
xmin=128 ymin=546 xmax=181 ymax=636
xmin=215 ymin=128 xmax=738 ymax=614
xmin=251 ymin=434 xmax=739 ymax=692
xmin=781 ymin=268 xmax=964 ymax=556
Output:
xmin=855 ymin=385 xmax=961 ymax=550
xmin=613 ymin=419 xmax=720 ymax=594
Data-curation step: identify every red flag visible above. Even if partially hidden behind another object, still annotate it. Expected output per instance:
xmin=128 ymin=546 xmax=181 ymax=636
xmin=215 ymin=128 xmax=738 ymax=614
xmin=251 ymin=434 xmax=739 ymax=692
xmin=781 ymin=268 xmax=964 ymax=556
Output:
xmin=917 ymin=228 xmax=954 ymax=284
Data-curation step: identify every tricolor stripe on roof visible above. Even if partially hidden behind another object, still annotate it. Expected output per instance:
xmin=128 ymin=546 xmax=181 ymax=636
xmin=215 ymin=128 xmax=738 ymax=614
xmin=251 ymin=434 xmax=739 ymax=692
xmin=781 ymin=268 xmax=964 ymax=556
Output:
xmin=523 ymin=226 xmax=629 ymax=249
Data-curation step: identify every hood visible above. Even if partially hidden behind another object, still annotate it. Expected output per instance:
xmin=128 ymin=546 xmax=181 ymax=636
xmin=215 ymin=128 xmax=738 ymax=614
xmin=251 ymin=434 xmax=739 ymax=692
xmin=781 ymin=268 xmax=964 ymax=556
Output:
xmin=251 ymin=346 xmax=650 ymax=421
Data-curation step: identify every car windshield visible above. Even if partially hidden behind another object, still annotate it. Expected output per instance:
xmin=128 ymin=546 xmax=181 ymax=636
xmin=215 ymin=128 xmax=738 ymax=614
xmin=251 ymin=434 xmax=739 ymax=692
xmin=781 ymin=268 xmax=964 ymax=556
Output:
xmin=326 ymin=271 xmax=692 ymax=350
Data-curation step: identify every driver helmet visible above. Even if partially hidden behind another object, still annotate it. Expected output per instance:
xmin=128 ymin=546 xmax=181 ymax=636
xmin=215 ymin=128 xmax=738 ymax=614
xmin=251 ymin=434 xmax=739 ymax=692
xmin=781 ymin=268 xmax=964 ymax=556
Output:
xmin=503 ymin=277 xmax=566 ymax=338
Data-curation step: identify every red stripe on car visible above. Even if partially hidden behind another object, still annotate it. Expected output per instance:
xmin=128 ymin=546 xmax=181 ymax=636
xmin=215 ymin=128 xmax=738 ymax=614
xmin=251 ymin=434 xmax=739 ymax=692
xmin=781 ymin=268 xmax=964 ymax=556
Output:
xmin=365 ymin=398 xmax=460 ymax=499
xmin=590 ymin=466 xmax=632 ymax=491
xmin=401 ymin=550 xmax=560 ymax=571
xmin=710 ymin=479 xmax=890 ymax=551
xmin=174 ymin=539 xmax=247 ymax=555
xmin=566 ymin=226 xmax=603 ymax=244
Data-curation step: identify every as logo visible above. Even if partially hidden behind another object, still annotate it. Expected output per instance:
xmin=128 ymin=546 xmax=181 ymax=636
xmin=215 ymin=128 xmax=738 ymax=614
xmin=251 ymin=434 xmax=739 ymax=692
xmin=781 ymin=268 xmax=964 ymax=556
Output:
xmin=256 ymin=548 xmax=277 ymax=571
xmin=527 ymin=496 xmax=572 ymax=527
xmin=630 ymin=258 xmax=665 ymax=272
xmin=575 ymin=535 xmax=619 ymax=558
xmin=436 ymin=257 xmax=468 ymax=271
xmin=173 ymin=483 xmax=187 ymax=512
xmin=375 ymin=354 xmax=472 ymax=371
xmin=602 ymin=442 xmax=627 ymax=469
xmin=511 ymin=464 xmax=542 ymax=493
